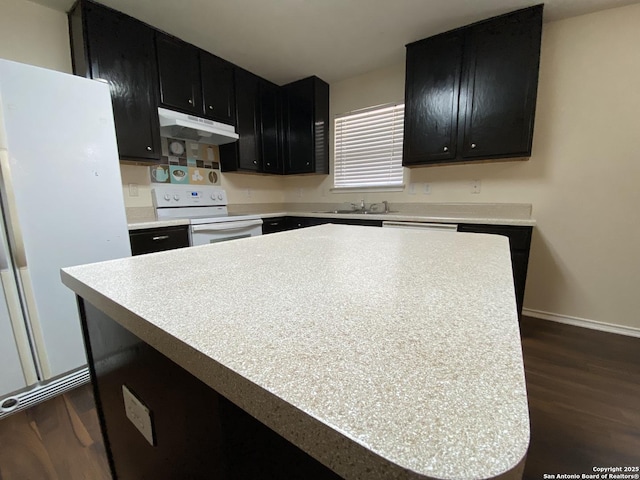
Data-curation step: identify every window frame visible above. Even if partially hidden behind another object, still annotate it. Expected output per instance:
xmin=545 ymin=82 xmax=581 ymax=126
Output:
xmin=332 ymin=102 xmax=405 ymax=192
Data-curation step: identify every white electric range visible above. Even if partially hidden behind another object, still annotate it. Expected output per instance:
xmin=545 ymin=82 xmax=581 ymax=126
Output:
xmin=152 ymin=185 xmax=263 ymax=245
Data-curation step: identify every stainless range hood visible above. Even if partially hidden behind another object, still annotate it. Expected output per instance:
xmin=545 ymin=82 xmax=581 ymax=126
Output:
xmin=158 ymin=107 xmax=238 ymax=145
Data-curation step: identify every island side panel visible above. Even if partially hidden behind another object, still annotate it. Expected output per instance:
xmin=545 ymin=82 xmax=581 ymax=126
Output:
xmin=77 ymin=297 xmax=342 ymax=480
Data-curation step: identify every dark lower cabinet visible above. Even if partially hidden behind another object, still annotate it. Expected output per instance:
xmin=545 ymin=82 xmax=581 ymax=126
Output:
xmin=261 ymin=217 xmax=291 ymax=234
xmin=457 ymin=224 xmax=532 ymax=316
xmin=69 ymin=0 xmax=161 ymax=162
xmin=403 ymin=5 xmax=543 ymax=166
xmin=129 ymin=226 xmax=190 ymax=256
xmin=79 ymin=300 xmax=341 ymax=479
xmin=286 ymin=217 xmax=383 ymax=229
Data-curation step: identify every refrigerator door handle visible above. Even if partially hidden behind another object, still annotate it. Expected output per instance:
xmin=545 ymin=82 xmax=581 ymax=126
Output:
xmin=0 ymin=269 xmax=38 ymax=385
xmin=0 ymin=150 xmax=27 ymax=268
xmin=0 ymin=150 xmax=46 ymax=380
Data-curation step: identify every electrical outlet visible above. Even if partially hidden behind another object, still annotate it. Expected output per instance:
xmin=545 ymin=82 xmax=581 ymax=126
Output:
xmin=128 ymin=183 xmax=139 ymax=197
xmin=296 ymin=188 xmax=304 ymax=198
xmin=408 ymin=183 xmax=417 ymax=195
xmin=122 ymin=385 xmax=154 ymax=446
xmin=471 ymin=180 xmax=481 ymax=194
xmin=423 ymin=183 xmax=431 ymax=195
xmin=246 ymin=188 xmax=252 ymax=198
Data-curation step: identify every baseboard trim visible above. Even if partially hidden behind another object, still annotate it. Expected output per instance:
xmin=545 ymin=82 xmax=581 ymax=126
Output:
xmin=523 ymin=308 xmax=640 ymax=338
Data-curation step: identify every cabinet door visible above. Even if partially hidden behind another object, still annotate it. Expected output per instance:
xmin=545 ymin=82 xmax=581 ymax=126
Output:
xmin=201 ymin=52 xmax=235 ymax=125
xmin=459 ymin=5 xmax=543 ymax=159
xmin=82 ymin=3 xmax=161 ymax=161
xmin=403 ymin=32 xmax=463 ymax=165
xmin=235 ymin=69 xmax=261 ymax=171
xmin=457 ymin=223 xmax=532 ymax=317
xmin=129 ymin=226 xmax=190 ymax=256
xmin=260 ymin=81 xmax=282 ymax=174
xmin=156 ymin=33 xmax=202 ymax=114
xmin=261 ymin=217 xmax=290 ymax=234
xmin=283 ymin=79 xmax=314 ymax=174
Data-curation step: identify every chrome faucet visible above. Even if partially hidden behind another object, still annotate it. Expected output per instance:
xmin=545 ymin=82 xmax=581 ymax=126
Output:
xmin=382 ymin=200 xmax=389 ymax=214
xmin=360 ymin=199 xmax=366 ymax=212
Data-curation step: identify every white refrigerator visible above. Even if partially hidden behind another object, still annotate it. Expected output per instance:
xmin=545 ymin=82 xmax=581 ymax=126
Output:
xmin=0 ymin=59 xmax=131 ymax=417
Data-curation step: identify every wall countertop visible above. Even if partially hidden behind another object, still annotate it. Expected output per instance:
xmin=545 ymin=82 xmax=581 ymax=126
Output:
xmin=62 ymin=224 xmax=529 ymax=480
xmin=126 ymin=202 xmax=536 ymax=230
xmin=258 ymin=210 xmax=536 ymax=226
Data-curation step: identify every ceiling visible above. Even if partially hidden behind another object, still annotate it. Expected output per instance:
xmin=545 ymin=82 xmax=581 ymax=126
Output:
xmin=31 ymin=0 xmax=640 ymax=84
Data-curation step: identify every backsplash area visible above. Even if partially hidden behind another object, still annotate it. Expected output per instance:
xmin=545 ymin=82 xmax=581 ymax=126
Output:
xmin=149 ymin=138 xmax=221 ymax=186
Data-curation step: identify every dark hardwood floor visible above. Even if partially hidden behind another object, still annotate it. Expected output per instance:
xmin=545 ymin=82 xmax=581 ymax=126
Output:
xmin=0 ymin=383 xmax=110 ymax=480
xmin=0 ymin=316 xmax=637 ymax=479
xmin=521 ymin=316 xmax=640 ymax=479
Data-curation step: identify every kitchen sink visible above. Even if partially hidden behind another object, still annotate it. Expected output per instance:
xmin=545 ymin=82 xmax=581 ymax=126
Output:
xmin=313 ymin=210 xmax=398 ymax=215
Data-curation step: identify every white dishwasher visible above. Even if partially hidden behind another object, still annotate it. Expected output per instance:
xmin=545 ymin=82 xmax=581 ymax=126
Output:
xmin=382 ymin=221 xmax=458 ymax=232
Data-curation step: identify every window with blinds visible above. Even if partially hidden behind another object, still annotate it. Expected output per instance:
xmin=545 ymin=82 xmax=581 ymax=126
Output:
xmin=334 ymin=103 xmax=404 ymax=189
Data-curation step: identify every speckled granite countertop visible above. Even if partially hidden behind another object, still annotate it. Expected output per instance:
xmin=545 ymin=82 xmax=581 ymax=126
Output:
xmin=126 ymin=202 xmax=536 ymax=230
xmin=62 ymin=225 xmax=529 ymax=480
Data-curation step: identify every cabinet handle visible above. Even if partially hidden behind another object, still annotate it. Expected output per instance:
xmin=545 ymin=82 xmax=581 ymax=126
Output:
xmin=270 ymin=222 xmax=279 ymax=226
xmin=266 ymin=162 xmax=271 ymax=166
xmin=443 ymin=146 xmax=448 ymax=152
xmin=188 ymin=99 xmax=193 ymax=105
xmin=152 ymin=235 xmax=169 ymax=241
xmin=253 ymin=160 xmax=257 ymax=165
xmin=306 ymin=162 xmax=310 ymax=166
xmin=208 ymin=105 xmax=214 ymax=110
xmin=471 ymin=143 xmax=477 ymax=149
xmin=146 ymin=146 xmax=152 ymax=151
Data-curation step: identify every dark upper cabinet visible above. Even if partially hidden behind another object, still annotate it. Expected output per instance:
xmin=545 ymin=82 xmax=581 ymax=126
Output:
xmin=220 ymin=68 xmax=260 ymax=172
xmin=260 ymin=80 xmax=282 ymax=174
xmin=156 ymin=34 xmax=236 ymax=125
xmin=403 ymin=5 xmax=543 ymax=166
xmin=69 ymin=0 xmax=161 ymax=162
xmin=403 ymin=31 xmax=463 ymax=164
xmin=282 ymin=76 xmax=329 ymax=174
xmin=459 ymin=7 xmax=543 ymax=159
xmin=220 ymin=72 xmax=284 ymax=174
xmin=200 ymin=52 xmax=236 ymax=125
xmin=156 ymin=33 xmax=202 ymax=114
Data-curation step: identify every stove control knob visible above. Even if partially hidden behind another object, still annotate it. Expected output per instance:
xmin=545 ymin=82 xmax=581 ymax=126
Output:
xmin=164 ymin=194 xmax=171 ymax=201
xmin=173 ymin=194 xmax=180 ymax=201
xmin=217 ymin=193 xmax=223 ymax=200
xmin=210 ymin=194 xmax=216 ymax=200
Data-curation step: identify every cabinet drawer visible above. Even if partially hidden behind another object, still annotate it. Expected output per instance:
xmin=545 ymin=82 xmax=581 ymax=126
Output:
xmin=262 ymin=217 xmax=290 ymax=234
xmin=457 ymin=224 xmax=532 ymax=251
xmin=129 ymin=226 xmax=190 ymax=256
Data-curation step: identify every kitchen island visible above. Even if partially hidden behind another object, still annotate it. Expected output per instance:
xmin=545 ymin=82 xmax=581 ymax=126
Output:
xmin=62 ymin=224 xmax=529 ymax=480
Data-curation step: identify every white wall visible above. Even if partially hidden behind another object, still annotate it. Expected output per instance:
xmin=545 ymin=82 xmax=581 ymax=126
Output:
xmin=282 ymin=4 xmax=640 ymax=330
xmin=0 ymin=0 xmax=72 ymax=73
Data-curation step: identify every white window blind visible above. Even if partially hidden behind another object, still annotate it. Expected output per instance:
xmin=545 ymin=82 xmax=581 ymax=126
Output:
xmin=334 ymin=103 xmax=404 ymax=189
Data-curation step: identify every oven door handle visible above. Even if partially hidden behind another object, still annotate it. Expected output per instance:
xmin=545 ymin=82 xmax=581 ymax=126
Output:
xmin=191 ymin=219 xmax=263 ymax=233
